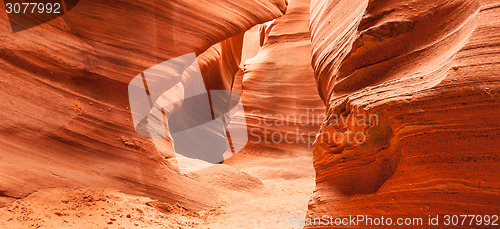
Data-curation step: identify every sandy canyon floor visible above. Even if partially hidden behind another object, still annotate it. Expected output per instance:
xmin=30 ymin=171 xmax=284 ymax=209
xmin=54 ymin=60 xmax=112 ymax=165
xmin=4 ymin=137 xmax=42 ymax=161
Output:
xmin=0 ymin=153 xmax=315 ymax=229
xmin=1 ymin=0 xmax=499 ymax=228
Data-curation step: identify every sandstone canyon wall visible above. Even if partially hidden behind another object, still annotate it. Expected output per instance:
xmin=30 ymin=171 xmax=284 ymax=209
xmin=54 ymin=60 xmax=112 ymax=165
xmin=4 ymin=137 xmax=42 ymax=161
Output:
xmin=235 ymin=0 xmax=325 ymax=155
xmin=308 ymin=0 xmax=500 ymax=226
xmin=0 ymin=0 xmax=498 ymax=227
xmin=0 ymin=0 xmax=287 ymax=209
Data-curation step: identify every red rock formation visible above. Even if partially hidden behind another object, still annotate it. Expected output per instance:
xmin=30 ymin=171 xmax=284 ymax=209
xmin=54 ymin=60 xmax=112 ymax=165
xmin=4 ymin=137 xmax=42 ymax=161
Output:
xmin=308 ymin=0 xmax=500 ymax=226
xmin=1 ymin=0 xmax=499 ymax=227
xmin=212 ymin=0 xmax=326 ymax=227
xmin=0 ymin=0 xmax=287 ymax=208
xmin=233 ymin=0 xmax=325 ymax=154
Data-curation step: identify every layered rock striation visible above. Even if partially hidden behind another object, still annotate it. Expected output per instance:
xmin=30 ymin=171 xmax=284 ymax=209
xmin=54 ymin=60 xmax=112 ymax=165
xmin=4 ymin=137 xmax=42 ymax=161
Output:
xmin=235 ymin=0 xmax=325 ymax=154
xmin=308 ymin=0 xmax=500 ymax=226
xmin=0 ymin=0 xmax=287 ymax=208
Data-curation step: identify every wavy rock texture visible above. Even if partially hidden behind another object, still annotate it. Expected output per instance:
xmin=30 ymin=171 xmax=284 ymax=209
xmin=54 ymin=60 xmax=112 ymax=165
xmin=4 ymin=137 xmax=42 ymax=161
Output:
xmin=236 ymin=0 xmax=325 ymax=154
xmin=308 ymin=0 xmax=500 ymax=226
xmin=0 ymin=0 xmax=287 ymax=208
xmin=203 ymin=0 xmax=326 ymax=227
xmin=1 ymin=0 xmax=499 ymax=227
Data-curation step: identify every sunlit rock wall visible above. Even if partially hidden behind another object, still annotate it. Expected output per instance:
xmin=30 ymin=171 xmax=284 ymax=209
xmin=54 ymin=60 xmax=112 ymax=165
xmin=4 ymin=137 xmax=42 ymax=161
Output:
xmin=308 ymin=0 xmax=500 ymax=225
xmin=0 ymin=0 xmax=287 ymax=208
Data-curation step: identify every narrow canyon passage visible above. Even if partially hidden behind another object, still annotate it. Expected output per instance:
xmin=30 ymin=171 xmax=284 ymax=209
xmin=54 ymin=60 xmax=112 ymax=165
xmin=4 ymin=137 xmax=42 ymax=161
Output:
xmin=202 ymin=0 xmax=325 ymax=227
xmin=1 ymin=0 xmax=497 ymax=228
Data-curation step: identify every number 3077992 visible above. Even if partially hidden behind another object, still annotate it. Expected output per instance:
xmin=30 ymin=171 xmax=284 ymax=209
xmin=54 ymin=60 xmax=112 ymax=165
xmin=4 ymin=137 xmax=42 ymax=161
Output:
xmin=5 ymin=2 xmax=61 ymax=14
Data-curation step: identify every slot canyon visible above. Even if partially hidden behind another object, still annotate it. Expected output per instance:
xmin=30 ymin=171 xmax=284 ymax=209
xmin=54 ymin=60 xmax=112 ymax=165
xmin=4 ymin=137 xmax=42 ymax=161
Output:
xmin=0 ymin=0 xmax=499 ymax=228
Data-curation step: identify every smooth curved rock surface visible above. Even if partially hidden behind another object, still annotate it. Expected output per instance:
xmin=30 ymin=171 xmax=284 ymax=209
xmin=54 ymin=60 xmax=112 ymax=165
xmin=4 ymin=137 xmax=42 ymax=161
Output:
xmin=308 ymin=0 xmax=500 ymax=225
xmin=209 ymin=0 xmax=325 ymax=227
xmin=235 ymin=0 xmax=325 ymax=154
xmin=1 ymin=0 xmax=498 ymax=226
xmin=0 ymin=0 xmax=287 ymax=208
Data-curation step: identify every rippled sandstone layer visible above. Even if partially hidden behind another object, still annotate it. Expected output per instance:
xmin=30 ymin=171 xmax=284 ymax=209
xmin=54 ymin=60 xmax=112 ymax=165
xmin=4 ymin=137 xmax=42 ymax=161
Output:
xmin=308 ymin=0 xmax=500 ymax=225
xmin=0 ymin=0 xmax=287 ymax=208
xmin=1 ymin=0 xmax=498 ymax=227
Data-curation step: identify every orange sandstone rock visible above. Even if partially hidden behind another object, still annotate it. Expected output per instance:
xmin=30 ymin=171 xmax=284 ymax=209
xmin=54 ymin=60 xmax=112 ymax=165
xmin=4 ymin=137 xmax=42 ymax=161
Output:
xmin=308 ymin=0 xmax=500 ymax=226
